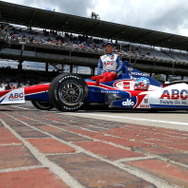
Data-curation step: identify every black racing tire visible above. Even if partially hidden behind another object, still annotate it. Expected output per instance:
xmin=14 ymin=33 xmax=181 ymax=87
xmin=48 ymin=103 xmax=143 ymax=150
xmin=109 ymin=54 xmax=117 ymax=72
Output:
xmin=31 ymin=100 xmax=54 ymax=110
xmin=48 ymin=73 xmax=88 ymax=112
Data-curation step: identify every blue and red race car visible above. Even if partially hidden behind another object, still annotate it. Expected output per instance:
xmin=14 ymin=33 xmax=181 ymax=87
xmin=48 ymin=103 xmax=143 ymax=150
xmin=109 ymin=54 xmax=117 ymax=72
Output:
xmin=0 ymin=61 xmax=188 ymax=112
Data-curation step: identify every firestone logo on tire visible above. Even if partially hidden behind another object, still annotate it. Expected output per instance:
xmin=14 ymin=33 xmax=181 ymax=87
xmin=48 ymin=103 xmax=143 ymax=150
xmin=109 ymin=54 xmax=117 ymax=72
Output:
xmin=63 ymin=102 xmax=83 ymax=110
xmin=59 ymin=75 xmax=80 ymax=83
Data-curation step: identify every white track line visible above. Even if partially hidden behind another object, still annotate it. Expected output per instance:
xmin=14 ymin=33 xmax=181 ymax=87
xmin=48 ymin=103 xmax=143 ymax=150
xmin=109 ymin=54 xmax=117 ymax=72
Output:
xmin=73 ymin=113 xmax=188 ymax=126
xmin=11 ymin=105 xmax=35 ymax=110
xmin=13 ymin=105 xmax=188 ymax=126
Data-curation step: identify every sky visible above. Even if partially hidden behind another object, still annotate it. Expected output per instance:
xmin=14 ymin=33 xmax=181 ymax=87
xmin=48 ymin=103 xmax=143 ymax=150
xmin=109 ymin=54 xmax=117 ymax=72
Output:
xmin=3 ymin=0 xmax=188 ymax=36
xmin=1 ymin=0 xmax=188 ymax=76
xmin=2 ymin=0 xmax=188 ymax=37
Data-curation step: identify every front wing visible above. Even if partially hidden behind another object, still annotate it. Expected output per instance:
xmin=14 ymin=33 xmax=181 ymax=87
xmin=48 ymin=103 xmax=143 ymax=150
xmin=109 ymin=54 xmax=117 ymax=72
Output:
xmin=0 ymin=88 xmax=25 ymax=104
xmin=0 ymin=84 xmax=50 ymax=105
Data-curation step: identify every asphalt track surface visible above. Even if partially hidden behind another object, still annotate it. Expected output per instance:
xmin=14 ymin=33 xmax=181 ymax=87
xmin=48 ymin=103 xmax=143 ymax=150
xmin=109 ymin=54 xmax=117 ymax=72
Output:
xmin=0 ymin=102 xmax=188 ymax=188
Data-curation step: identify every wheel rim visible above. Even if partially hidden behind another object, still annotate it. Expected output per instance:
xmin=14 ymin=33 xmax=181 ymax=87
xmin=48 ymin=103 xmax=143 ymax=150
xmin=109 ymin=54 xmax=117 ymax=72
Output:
xmin=58 ymin=80 xmax=83 ymax=106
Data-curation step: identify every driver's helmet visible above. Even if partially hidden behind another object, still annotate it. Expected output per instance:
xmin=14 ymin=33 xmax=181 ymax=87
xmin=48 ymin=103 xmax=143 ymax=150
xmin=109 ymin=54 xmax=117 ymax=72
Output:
xmin=134 ymin=77 xmax=150 ymax=90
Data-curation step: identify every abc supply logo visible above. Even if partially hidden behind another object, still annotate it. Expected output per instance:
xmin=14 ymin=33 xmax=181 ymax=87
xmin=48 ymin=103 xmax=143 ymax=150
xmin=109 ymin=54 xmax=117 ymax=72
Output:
xmin=160 ymin=89 xmax=188 ymax=100
xmin=159 ymin=89 xmax=188 ymax=106
xmin=8 ymin=92 xmax=24 ymax=101
xmin=122 ymin=99 xmax=135 ymax=107
xmin=0 ymin=88 xmax=25 ymax=104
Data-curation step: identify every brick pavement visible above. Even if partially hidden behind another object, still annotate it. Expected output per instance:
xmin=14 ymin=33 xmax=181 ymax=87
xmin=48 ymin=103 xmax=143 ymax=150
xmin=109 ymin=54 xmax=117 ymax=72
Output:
xmin=0 ymin=106 xmax=188 ymax=187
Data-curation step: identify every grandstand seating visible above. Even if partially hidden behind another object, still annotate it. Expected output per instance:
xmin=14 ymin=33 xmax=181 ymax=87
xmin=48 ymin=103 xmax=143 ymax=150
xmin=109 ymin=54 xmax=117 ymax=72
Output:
xmin=162 ymin=50 xmax=188 ymax=64
xmin=1 ymin=22 xmax=188 ymax=64
xmin=1 ymin=22 xmax=188 ymax=83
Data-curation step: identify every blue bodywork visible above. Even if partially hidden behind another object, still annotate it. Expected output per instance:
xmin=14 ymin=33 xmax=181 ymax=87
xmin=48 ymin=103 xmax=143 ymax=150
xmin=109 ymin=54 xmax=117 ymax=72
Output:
xmin=86 ymin=61 xmax=162 ymax=104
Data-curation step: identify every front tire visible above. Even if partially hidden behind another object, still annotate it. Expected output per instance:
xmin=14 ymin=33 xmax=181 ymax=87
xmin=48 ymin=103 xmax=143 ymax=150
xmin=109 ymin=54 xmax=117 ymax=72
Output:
xmin=48 ymin=73 xmax=88 ymax=112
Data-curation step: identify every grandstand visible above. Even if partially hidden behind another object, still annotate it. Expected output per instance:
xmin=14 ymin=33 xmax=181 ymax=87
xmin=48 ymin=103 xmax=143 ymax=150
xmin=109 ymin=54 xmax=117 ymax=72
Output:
xmin=0 ymin=1 xmax=188 ymax=82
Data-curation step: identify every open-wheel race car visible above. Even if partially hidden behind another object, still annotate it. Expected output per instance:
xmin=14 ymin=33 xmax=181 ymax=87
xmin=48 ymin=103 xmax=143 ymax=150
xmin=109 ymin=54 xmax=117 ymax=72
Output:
xmin=0 ymin=61 xmax=188 ymax=112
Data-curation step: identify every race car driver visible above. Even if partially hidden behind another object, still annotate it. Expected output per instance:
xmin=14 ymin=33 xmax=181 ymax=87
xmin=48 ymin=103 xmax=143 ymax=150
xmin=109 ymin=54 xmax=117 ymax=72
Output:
xmin=92 ymin=41 xmax=123 ymax=82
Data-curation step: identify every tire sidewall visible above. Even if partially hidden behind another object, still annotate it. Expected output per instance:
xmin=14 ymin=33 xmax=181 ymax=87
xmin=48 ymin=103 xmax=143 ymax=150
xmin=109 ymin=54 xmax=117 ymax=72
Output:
xmin=31 ymin=100 xmax=54 ymax=110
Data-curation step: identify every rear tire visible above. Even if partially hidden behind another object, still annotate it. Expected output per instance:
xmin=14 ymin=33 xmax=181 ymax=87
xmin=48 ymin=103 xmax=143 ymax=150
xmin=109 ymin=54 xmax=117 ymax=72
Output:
xmin=31 ymin=100 xmax=54 ymax=110
xmin=48 ymin=73 xmax=88 ymax=112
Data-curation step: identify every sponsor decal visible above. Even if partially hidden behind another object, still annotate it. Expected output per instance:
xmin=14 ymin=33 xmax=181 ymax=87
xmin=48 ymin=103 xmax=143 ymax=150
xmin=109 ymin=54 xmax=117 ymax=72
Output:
xmin=130 ymin=72 xmax=150 ymax=77
xmin=113 ymin=80 xmax=131 ymax=90
xmin=134 ymin=94 xmax=150 ymax=109
xmin=157 ymin=89 xmax=188 ymax=106
xmin=0 ymin=88 xmax=25 ymax=104
xmin=8 ymin=93 xmax=24 ymax=100
xmin=101 ymin=90 xmax=119 ymax=94
xmin=122 ymin=82 xmax=130 ymax=89
xmin=103 ymin=61 xmax=114 ymax=66
xmin=160 ymin=89 xmax=188 ymax=100
xmin=122 ymin=99 xmax=135 ymax=106
xmin=144 ymin=99 xmax=148 ymax=103
xmin=139 ymin=104 xmax=150 ymax=108
xmin=160 ymin=100 xmax=187 ymax=105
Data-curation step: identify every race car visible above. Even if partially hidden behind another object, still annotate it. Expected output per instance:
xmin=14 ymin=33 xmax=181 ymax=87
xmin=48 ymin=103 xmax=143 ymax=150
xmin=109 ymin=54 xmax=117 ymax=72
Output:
xmin=0 ymin=61 xmax=188 ymax=112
